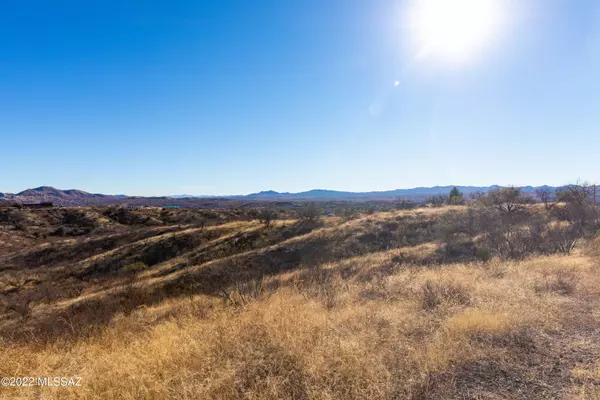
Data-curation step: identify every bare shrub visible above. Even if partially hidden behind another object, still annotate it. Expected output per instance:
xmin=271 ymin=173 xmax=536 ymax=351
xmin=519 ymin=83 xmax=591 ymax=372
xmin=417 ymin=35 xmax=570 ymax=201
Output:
xmin=319 ymin=276 xmax=344 ymax=310
xmin=297 ymin=203 xmax=321 ymax=223
xmin=483 ymin=260 xmax=507 ymax=278
xmin=469 ymin=190 xmax=485 ymax=201
xmin=37 ymin=282 xmax=61 ymax=303
xmin=6 ymin=295 xmax=33 ymax=320
xmin=364 ymin=204 xmax=377 ymax=214
xmin=553 ymin=183 xmax=599 ymax=237
xmin=117 ymin=275 xmax=152 ymax=311
xmin=8 ymin=209 xmax=26 ymax=224
xmin=421 ymin=281 xmax=442 ymax=311
xmin=483 ymin=225 xmax=538 ymax=259
xmin=426 ymin=195 xmax=447 ymax=207
xmin=438 ymin=211 xmax=470 ymax=238
xmin=535 ymin=269 xmax=580 ymax=295
xmin=543 ymin=224 xmax=580 ymax=255
xmin=438 ymin=208 xmax=483 ymax=237
xmin=258 ymin=207 xmax=278 ymax=227
xmin=480 ymin=187 xmax=533 ymax=215
xmin=394 ymin=199 xmax=418 ymax=210
xmin=297 ymin=268 xmax=346 ymax=310
xmin=222 ymin=276 xmax=274 ymax=307
xmin=437 ymin=237 xmax=476 ymax=262
xmin=552 ymin=270 xmax=580 ymax=295
xmin=62 ymin=209 xmax=99 ymax=231
xmin=584 ymin=235 xmax=600 ymax=259
xmin=475 ymin=188 xmax=544 ymax=259
xmin=474 ymin=209 xmax=583 ymax=259
xmin=14 ymin=221 xmax=28 ymax=231
xmin=121 ymin=262 xmax=149 ymax=298
xmin=421 ymin=280 xmax=471 ymax=311
xmin=535 ymin=187 xmax=555 ymax=210
xmin=337 ymin=206 xmax=358 ymax=220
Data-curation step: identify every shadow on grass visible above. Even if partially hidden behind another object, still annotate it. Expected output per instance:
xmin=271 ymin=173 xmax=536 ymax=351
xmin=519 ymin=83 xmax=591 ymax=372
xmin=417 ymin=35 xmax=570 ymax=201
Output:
xmin=3 ymin=214 xmax=473 ymax=345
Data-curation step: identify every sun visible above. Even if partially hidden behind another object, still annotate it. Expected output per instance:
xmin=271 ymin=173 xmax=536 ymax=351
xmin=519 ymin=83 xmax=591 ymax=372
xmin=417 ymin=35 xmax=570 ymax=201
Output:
xmin=408 ymin=0 xmax=505 ymax=64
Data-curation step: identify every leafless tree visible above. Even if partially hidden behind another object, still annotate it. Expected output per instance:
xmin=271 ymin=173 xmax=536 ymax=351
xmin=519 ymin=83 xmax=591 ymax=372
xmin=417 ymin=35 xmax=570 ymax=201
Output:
xmin=480 ymin=187 xmax=532 ymax=215
xmin=258 ymin=207 xmax=278 ymax=227
xmin=535 ymin=187 xmax=555 ymax=210
xmin=469 ymin=191 xmax=485 ymax=202
xmin=297 ymin=203 xmax=320 ymax=222
xmin=394 ymin=199 xmax=417 ymax=210
xmin=553 ymin=183 xmax=598 ymax=236
xmin=425 ymin=195 xmax=447 ymax=207
xmin=556 ymin=183 xmax=595 ymax=204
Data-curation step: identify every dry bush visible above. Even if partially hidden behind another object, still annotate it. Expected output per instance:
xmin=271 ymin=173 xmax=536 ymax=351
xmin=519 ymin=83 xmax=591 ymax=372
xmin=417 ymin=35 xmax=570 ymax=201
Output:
xmin=449 ymin=187 xmax=593 ymax=259
xmin=36 ymin=282 xmax=61 ymax=303
xmin=297 ymin=203 xmax=321 ymax=222
xmin=584 ymin=235 xmax=600 ymax=260
xmin=425 ymin=194 xmax=447 ymax=207
xmin=295 ymin=267 xmax=347 ymax=310
xmin=479 ymin=187 xmax=533 ymax=214
xmin=542 ymin=223 xmax=580 ymax=254
xmin=221 ymin=276 xmax=277 ymax=307
xmin=438 ymin=209 xmax=481 ymax=238
xmin=337 ymin=205 xmax=359 ymax=220
xmin=420 ymin=279 xmax=471 ymax=311
xmin=394 ymin=199 xmax=418 ymax=210
xmin=0 ymin=208 xmax=27 ymax=226
xmin=482 ymin=225 xmax=533 ymax=259
xmin=481 ymin=259 xmax=508 ymax=278
xmin=535 ymin=269 xmax=580 ymax=295
xmin=257 ymin=207 xmax=278 ymax=227
xmin=5 ymin=294 xmax=33 ymax=320
xmin=469 ymin=188 xmax=571 ymax=259
xmin=436 ymin=205 xmax=540 ymax=260
xmin=536 ymin=187 xmax=556 ymax=210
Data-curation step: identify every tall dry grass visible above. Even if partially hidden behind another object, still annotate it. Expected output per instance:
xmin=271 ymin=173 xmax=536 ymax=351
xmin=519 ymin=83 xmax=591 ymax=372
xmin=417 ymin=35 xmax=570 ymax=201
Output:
xmin=2 ymin=249 xmax=600 ymax=399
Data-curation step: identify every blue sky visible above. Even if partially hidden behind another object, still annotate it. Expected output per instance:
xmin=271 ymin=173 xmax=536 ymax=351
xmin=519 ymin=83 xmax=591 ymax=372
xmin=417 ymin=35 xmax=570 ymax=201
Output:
xmin=1 ymin=0 xmax=599 ymax=196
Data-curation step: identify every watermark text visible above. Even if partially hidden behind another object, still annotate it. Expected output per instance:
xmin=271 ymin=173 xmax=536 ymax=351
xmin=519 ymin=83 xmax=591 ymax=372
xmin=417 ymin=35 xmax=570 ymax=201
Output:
xmin=1 ymin=376 xmax=82 ymax=387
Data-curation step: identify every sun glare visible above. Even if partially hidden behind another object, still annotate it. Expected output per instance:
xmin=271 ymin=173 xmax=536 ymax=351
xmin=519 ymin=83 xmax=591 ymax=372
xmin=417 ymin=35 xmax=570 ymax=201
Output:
xmin=408 ymin=0 xmax=505 ymax=64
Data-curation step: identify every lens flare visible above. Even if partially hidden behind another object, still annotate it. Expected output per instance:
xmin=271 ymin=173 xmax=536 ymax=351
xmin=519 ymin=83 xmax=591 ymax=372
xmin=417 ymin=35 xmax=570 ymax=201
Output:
xmin=408 ymin=0 xmax=506 ymax=64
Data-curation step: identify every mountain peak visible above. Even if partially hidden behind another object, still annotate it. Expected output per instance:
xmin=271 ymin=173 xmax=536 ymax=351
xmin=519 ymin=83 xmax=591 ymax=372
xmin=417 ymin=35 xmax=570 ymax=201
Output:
xmin=33 ymin=186 xmax=58 ymax=192
xmin=17 ymin=186 xmax=65 ymax=196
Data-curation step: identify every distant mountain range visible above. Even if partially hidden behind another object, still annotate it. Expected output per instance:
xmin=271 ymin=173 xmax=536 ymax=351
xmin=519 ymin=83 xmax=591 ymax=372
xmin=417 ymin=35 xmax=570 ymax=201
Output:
xmin=171 ymin=185 xmax=557 ymax=201
xmin=0 ymin=186 xmax=239 ymax=208
xmin=0 ymin=185 xmax=559 ymax=207
xmin=237 ymin=186 xmax=507 ymax=201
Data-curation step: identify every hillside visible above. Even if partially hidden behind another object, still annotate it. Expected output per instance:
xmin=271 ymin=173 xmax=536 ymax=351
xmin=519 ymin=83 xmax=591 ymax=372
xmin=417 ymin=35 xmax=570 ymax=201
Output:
xmin=1 ymin=198 xmax=599 ymax=399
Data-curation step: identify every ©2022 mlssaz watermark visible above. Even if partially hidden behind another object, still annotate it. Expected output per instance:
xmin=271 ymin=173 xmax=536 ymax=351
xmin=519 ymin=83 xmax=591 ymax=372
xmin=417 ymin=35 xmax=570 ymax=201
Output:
xmin=1 ymin=376 xmax=82 ymax=387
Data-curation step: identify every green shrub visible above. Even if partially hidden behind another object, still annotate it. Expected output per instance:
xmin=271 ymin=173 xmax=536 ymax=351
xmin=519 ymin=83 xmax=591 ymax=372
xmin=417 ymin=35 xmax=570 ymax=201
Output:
xmin=475 ymin=247 xmax=492 ymax=262
xmin=448 ymin=187 xmax=464 ymax=205
xmin=122 ymin=261 xmax=149 ymax=274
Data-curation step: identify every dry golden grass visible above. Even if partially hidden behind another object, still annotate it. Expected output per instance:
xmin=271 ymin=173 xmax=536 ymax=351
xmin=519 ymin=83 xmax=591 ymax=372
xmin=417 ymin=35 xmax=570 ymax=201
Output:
xmin=2 ymin=254 xmax=600 ymax=399
xmin=1 ymin=207 xmax=600 ymax=399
